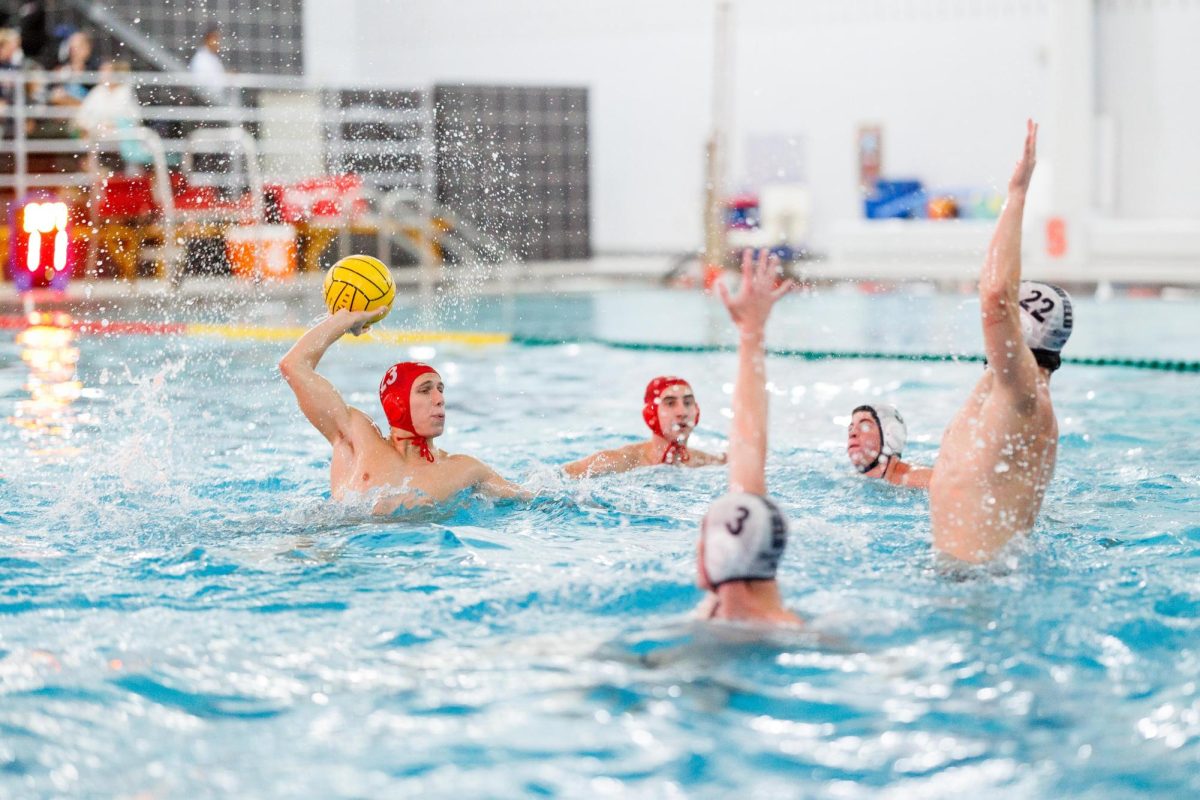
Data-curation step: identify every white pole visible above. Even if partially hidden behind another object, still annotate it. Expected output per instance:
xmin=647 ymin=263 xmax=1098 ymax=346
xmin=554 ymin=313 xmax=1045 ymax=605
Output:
xmin=1046 ymin=0 xmax=1095 ymax=268
xmin=703 ymin=0 xmax=734 ymax=278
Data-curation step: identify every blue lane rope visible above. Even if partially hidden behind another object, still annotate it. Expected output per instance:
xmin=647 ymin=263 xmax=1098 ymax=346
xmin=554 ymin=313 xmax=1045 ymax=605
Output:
xmin=509 ymin=336 xmax=1200 ymax=373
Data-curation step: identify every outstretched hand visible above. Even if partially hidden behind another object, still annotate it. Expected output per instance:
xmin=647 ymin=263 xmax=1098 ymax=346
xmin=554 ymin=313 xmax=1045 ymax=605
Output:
xmin=717 ymin=249 xmax=795 ymax=333
xmin=1008 ymin=119 xmax=1038 ymax=195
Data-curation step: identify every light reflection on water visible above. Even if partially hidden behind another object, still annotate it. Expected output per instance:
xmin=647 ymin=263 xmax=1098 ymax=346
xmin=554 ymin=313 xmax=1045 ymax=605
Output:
xmin=0 ymin=293 xmax=1197 ymax=797
xmin=7 ymin=311 xmax=93 ymax=458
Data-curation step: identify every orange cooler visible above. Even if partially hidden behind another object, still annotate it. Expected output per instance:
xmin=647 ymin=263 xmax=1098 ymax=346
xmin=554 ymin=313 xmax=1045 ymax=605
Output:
xmin=226 ymin=224 xmax=297 ymax=280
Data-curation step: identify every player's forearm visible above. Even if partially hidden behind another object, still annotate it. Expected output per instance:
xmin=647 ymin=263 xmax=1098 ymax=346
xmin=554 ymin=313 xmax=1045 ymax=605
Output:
xmin=280 ymin=313 xmax=354 ymax=374
xmin=980 ymin=189 xmax=1026 ymax=304
xmin=729 ymin=326 xmax=768 ymax=493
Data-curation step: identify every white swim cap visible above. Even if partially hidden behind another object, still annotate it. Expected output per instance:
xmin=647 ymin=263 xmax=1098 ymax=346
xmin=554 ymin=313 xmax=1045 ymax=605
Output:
xmin=701 ymin=492 xmax=788 ymax=587
xmin=1018 ymin=281 xmax=1073 ymax=354
xmin=852 ymin=403 xmax=907 ymax=458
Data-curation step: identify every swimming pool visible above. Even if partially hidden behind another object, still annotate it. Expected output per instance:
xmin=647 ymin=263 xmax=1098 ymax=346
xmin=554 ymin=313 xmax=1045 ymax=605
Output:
xmin=2 ymin=288 xmax=1198 ymax=797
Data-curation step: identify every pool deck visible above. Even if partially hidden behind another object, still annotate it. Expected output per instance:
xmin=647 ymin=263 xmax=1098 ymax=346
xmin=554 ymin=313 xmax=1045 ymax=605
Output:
xmin=1 ymin=254 xmax=1198 ymax=305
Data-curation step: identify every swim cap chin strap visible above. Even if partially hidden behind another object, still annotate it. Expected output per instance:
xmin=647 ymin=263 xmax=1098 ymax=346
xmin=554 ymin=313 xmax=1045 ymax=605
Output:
xmin=379 ymin=361 xmax=438 ymax=463
xmin=643 ymin=376 xmax=699 ymax=464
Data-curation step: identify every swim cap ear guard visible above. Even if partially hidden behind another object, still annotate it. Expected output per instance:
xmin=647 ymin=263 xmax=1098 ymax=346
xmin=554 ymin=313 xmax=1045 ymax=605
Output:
xmin=1018 ymin=281 xmax=1073 ymax=372
xmin=851 ymin=403 xmax=907 ymax=474
xmin=701 ymin=492 xmax=788 ymax=587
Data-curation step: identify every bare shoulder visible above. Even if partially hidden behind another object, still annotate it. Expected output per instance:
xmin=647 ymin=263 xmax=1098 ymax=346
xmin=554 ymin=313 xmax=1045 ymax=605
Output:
xmin=984 ymin=366 xmax=1048 ymax=418
xmin=592 ymin=443 xmax=646 ymax=469
xmin=614 ymin=442 xmax=649 ymax=463
xmin=443 ymin=452 xmax=492 ymax=477
xmin=344 ymin=407 xmax=385 ymax=445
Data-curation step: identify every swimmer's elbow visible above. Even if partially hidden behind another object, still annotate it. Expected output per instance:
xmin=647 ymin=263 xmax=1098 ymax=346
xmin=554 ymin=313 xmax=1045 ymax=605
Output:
xmin=278 ymin=353 xmax=314 ymax=381
xmin=979 ymin=284 xmax=1015 ymax=317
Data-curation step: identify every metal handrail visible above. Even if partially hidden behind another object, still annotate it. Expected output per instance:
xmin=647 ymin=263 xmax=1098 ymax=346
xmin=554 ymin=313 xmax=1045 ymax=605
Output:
xmin=1 ymin=69 xmax=433 ymax=194
xmin=181 ymin=127 xmax=265 ymax=224
xmin=372 ymin=188 xmax=432 ymax=266
xmin=0 ymin=69 xmax=526 ymax=288
xmin=0 ymin=103 xmax=426 ymax=126
xmin=377 ymin=189 xmax=517 ymax=265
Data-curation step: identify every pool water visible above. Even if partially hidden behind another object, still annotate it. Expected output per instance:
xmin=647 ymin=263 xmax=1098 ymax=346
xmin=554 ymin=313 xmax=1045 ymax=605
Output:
xmin=1 ymin=289 xmax=1198 ymax=797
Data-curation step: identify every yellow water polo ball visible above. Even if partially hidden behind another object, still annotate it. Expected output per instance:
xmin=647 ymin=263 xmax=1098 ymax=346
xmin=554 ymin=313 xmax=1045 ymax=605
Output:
xmin=322 ymin=255 xmax=397 ymax=319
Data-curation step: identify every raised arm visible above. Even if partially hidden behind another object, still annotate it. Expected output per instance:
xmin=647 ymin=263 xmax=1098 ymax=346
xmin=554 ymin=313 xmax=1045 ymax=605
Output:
xmin=717 ymin=249 xmax=794 ymax=495
xmin=278 ymin=309 xmax=384 ymax=444
xmin=980 ymin=120 xmax=1039 ymax=389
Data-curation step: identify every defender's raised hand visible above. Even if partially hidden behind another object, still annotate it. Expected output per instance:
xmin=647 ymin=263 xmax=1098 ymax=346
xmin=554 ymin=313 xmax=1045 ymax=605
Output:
xmin=1008 ymin=119 xmax=1038 ymax=195
xmin=717 ymin=248 xmax=795 ymax=333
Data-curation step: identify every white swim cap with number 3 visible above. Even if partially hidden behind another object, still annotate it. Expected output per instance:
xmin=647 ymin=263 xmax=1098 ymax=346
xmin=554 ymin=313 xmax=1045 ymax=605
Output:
xmin=701 ymin=493 xmax=789 ymax=587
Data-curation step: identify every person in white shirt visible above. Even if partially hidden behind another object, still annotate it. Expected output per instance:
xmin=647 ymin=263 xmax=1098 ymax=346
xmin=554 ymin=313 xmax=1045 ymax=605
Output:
xmin=73 ymin=59 xmax=151 ymax=167
xmin=189 ymin=23 xmax=227 ymax=102
xmin=74 ymin=60 xmax=138 ymax=138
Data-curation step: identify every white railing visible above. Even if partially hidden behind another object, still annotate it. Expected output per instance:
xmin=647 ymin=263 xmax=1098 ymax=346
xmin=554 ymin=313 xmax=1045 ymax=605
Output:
xmin=1 ymin=69 xmax=432 ymax=196
xmin=2 ymin=68 xmax=517 ymax=284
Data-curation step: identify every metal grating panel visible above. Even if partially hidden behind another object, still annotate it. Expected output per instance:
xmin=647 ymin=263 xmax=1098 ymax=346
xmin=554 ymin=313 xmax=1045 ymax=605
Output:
xmin=434 ymin=85 xmax=591 ymax=261
xmin=44 ymin=0 xmax=303 ymax=75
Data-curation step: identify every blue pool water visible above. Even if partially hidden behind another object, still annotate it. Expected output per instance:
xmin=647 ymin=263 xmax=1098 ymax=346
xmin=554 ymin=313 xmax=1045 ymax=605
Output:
xmin=1 ymin=288 xmax=1198 ymax=797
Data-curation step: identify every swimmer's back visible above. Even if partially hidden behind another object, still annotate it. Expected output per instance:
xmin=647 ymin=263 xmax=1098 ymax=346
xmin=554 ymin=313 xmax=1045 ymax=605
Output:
xmin=930 ymin=369 xmax=1058 ymax=562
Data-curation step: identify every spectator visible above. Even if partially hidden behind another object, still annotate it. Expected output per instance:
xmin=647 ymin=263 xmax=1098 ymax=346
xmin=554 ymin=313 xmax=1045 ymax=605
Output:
xmin=74 ymin=60 xmax=138 ymax=139
xmin=0 ymin=26 xmax=22 ymax=67
xmin=48 ymin=29 xmax=95 ymax=106
xmin=11 ymin=1 xmax=46 ymax=66
xmin=189 ymin=23 xmax=228 ymax=102
xmin=0 ymin=28 xmax=17 ymax=128
xmin=74 ymin=59 xmax=152 ymax=167
xmin=19 ymin=61 xmax=50 ymax=137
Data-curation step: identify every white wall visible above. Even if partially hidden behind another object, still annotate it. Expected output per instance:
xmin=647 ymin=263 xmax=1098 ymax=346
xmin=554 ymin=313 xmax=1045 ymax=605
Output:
xmin=727 ymin=1 xmax=1049 ymax=256
xmin=1097 ymin=0 xmax=1200 ymax=219
xmin=304 ymin=0 xmax=715 ymax=253
xmin=303 ymin=0 xmax=1198 ymax=253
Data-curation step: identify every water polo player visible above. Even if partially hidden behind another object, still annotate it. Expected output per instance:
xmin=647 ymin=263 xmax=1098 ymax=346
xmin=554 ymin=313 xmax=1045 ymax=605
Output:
xmin=279 ymin=308 xmax=526 ymax=512
xmin=847 ymin=403 xmax=932 ymax=489
xmin=930 ymin=121 xmax=1074 ymax=563
xmin=694 ymin=249 xmax=801 ymax=625
xmin=563 ymin=376 xmax=726 ymax=477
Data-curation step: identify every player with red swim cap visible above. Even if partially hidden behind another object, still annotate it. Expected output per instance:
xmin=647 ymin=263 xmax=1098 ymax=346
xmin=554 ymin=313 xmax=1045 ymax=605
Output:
xmin=563 ymin=376 xmax=726 ymax=478
xmin=279 ymin=309 xmax=525 ymax=512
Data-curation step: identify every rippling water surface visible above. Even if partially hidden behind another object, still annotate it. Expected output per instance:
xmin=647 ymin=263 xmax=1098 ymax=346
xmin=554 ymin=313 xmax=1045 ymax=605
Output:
xmin=1 ymin=290 xmax=1198 ymax=797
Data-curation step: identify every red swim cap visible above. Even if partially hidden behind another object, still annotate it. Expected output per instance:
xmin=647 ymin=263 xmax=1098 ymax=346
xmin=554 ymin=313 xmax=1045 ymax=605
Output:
xmin=642 ymin=376 xmax=698 ymax=464
xmin=379 ymin=361 xmax=439 ymax=462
